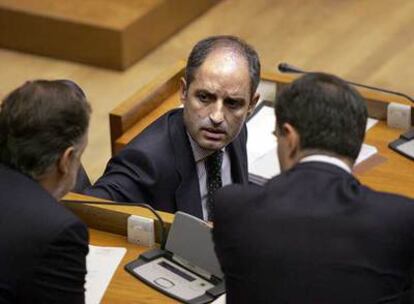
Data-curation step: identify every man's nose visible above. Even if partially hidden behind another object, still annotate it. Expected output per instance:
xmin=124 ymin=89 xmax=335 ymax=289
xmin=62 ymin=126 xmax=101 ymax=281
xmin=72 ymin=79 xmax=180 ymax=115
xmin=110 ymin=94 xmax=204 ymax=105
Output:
xmin=209 ymin=101 xmax=224 ymax=125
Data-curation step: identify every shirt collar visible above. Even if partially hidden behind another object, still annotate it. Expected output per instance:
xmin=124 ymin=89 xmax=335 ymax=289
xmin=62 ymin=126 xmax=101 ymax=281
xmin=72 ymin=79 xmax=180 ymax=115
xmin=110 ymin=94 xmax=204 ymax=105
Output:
xmin=299 ymin=154 xmax=352 ymax=174
xmin=187 ymin=133 xmax=225 ymax=162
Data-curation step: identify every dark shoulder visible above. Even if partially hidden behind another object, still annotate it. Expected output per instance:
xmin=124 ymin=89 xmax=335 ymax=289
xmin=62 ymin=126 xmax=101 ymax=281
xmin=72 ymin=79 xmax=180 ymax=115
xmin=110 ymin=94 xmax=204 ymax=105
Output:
xmin=364 ymin=186 xmax=414 ymax=215
xmin=1 ymin=166 xmax=85 ymax=238
xmin=110 ymin=109 xmax=185 ymax=172
xmin=26 ymin=195 xmax=86 ymax=242
xmin=0 ymin=167 xmax=87 ymax=265
xmin=116 ymin=108 xmax=183 ymax=161
xmin=127 ymin=108 xmax=183 ymax=149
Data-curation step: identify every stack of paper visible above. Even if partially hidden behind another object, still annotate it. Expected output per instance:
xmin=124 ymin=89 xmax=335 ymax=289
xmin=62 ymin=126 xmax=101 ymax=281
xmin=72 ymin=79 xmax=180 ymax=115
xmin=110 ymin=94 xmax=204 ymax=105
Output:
xmin=247 ymin=103 xmax=378 ymax=183
xmin=85 ymin=245 xmax=126 ymax=304
xmin=211 ymin=294 xmax=226 ymax=304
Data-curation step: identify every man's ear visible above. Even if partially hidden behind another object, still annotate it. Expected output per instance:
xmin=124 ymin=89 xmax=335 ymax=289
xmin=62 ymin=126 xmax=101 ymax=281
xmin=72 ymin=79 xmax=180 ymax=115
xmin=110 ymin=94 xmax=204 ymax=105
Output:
xmin=179 ymin=77 xmax=188 ymax=104
xmin=282 ymin=122 xmax=300 ymax=158
xmin=247 ymin=93 xmax=260 ymax=116
xmin=58 ymin=146 xmax=75 ymax=175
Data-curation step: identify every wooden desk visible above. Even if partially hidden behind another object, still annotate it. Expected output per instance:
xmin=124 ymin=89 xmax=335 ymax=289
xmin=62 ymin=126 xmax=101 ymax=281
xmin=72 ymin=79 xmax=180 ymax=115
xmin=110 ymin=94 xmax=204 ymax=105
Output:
xmin=79 ymin=125 xmax=414 ymax=304
xmin=79 ymin=65 xmax=414 ymax=302
xmin=61 ymin=195 xmax=179 ymax=302
xmin=85 ymin=125 xmax=414 ymax=302
xmin=90 ymin=228 xmax=176 ymax=303
xmin=358 ymin=121 xmax=414 ymax=198
xmin=0 ymin=0 xmax=219 ymax=69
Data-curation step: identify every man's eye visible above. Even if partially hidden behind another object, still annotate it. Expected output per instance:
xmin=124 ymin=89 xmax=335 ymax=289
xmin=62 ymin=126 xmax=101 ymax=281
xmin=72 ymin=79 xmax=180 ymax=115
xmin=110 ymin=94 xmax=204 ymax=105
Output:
xmin=226 ymin=99 xmax=242 ymax=109
xmin=198 ymin=93 xmax=210 ymax=102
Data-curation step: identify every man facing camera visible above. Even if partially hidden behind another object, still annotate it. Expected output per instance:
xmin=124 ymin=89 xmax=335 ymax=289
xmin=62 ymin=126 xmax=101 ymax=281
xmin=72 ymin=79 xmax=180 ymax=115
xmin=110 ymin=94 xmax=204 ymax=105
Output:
xmin=86 ymin=35 xmax=260 ymax=220
xmin=213 ymin=73 xmax=414 ymax=303
xmin=0 ymin=80 xmax=91 ymax=304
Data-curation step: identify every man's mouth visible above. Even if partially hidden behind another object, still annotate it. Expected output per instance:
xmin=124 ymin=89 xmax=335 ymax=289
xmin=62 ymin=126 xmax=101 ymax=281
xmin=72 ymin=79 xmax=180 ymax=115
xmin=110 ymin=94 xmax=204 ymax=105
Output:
xmin=201 ymin=128 xmax=226 ymax=140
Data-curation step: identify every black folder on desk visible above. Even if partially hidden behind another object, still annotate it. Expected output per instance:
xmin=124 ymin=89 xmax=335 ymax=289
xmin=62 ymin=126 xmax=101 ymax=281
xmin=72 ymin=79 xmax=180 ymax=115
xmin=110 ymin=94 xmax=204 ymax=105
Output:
xmin=389 ymin=128 xmax=414 ymax=161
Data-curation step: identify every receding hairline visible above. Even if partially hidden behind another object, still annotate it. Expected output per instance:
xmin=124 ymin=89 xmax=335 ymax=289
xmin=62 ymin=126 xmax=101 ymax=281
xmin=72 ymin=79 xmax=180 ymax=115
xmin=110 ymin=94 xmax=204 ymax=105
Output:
xmin=189 ymin=47 xmax=252 ymax=90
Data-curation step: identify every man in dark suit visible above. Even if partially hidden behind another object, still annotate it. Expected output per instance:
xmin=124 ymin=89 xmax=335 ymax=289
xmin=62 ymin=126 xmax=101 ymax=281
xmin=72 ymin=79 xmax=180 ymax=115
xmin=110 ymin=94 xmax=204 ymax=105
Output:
xmin=0 ymin=80 xmax=91 ymax=303
xmin=85 ymin=35 xmax=260 ymax=220
xmin=213 ymin=73 xmax=414 ymax=303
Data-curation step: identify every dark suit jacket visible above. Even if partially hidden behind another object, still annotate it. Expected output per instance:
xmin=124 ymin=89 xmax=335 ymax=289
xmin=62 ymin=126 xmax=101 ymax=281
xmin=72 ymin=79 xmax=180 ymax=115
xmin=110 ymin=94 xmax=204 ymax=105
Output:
xmin=85 ymin=108 xmax=249 ymax=218
xmin=213 ymin=162 xmax=414 ymax=304
xmin=0 ymin=164 xmax=89 ymax=304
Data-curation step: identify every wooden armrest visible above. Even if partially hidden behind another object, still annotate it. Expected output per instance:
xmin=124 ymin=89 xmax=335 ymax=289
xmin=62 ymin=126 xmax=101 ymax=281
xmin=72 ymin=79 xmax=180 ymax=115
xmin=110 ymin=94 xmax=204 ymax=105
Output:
xmin=109 ymin=64 xmax=414 ymax=156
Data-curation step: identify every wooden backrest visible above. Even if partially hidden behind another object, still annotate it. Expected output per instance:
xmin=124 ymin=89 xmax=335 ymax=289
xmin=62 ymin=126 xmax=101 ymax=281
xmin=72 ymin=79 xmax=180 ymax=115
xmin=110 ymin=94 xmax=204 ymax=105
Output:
xmin=109 ymin=62 xmax=414 ymax=155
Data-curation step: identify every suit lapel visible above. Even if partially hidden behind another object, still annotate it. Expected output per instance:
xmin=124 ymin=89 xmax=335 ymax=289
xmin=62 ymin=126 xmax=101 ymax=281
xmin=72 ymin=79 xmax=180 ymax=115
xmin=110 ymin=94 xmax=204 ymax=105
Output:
xmin=169 ymin=110 xmax=203 ymax=218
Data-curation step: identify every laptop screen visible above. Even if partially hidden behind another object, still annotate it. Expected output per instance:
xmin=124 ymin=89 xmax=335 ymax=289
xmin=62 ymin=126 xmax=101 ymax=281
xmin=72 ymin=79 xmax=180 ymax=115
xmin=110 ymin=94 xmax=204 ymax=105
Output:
xmin=165 ymin=212 xmax=223 ymax=279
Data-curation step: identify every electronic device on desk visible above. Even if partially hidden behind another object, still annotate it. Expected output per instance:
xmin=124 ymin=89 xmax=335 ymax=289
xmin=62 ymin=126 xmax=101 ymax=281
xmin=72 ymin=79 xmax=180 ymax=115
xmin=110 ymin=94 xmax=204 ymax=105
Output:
xmin=389 ymin=128 xmax=414 ymax=161
xmin=125 ymin=212 xmax=224 ymax=304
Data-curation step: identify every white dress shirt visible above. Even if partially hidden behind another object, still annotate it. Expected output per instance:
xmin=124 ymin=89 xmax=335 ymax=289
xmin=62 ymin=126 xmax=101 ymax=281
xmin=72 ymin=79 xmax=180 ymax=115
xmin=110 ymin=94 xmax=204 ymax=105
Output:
xmin=300 ymin=154 xmax=352 ymax=174
xmin=187 ymin=134 xmax=232 ymax=221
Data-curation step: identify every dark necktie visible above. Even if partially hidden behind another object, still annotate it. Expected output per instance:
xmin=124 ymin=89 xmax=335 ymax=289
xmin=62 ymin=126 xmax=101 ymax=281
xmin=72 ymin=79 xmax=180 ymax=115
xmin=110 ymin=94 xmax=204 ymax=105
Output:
xmin=205 ymin=150 xmax=223 ymax=221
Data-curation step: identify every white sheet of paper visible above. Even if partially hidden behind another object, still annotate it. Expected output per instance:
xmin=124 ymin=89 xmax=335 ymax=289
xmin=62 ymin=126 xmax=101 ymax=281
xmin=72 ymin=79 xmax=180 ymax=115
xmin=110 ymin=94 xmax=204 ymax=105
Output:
xmin=85 ymin=245 xmax=127 ymax=304
xmin=246 ymin=105 xmax=276 ymax=163
xmin=396 ymin=139 xmax=414 ymax=157
xmin=211 ymin=294 xmax=226 ymax=304
xmin=366 ymin=118 xmax=378 ymax=130
xmin=355 ymin=143 xmax=378 ymax=165
xmin=247 ymin=103 xmax=379 ymax=179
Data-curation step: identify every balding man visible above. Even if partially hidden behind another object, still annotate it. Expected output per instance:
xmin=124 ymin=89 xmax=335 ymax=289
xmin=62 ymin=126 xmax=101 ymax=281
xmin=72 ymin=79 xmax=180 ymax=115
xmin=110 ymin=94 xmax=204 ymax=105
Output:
xmin=86 ymin=35 xmax=260 ymax=221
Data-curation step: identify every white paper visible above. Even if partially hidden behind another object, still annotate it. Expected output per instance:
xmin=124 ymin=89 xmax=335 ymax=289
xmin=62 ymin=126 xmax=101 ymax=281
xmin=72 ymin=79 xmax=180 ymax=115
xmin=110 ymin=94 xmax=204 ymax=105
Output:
xmin=366 ymin=118 xmax=378 ymax=131
xmin=247 ymin=103 xmax=379 ymax=179
xmin=211 ymin=294 xmax=226 ymax=304
xmin=246 ymin=104 xmax=276 ymax=164
xmin=396 ymin=139 xmax=414 ymax=157
xmin=85 ymin=245 xmax=127 ymax=304
xmin=355 ymin=143 xmax=378 ymax=165
xmin=249 ymin=148 xmax=280 ymax=179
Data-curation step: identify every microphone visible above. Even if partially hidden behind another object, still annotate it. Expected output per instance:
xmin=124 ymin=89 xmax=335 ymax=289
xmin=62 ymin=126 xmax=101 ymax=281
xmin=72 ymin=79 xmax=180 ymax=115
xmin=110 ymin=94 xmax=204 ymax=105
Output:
xmin=277 ymin=62 xmax=414 ymax=103
xmin=278 ymin=62 xmax=305 ymax=74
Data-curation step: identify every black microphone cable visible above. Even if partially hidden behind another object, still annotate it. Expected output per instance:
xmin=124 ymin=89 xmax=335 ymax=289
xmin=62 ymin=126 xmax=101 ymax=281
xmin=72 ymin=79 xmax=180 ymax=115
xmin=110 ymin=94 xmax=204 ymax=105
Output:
xmin=278 ymin=62 xmax=414 ymax=103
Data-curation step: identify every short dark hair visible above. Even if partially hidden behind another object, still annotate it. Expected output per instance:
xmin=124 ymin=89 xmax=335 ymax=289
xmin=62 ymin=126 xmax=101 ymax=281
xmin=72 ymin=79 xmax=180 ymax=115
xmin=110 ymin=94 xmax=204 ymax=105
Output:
xmin=0 ymin=80 xmax=91 ymax=178
xmin=275 ymin=73 xmax=368 ymax=161
xmin=185 ymin=35 xmax=261 ymax=97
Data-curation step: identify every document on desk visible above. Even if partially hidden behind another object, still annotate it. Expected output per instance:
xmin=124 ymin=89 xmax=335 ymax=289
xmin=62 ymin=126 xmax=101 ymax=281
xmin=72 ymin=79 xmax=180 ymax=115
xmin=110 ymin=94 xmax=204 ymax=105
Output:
xmin=247 ymin=102 xmax=378 ymax=181
xmin=85 ymin=245 xmax=126 ymax=304
xmin=211 ymin=293 xmax=226 ymax=303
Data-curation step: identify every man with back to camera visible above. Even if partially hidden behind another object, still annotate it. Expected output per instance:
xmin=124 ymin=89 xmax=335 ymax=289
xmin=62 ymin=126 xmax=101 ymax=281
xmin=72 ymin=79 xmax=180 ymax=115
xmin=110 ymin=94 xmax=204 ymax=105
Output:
xmin=212 ymin=73 xmax=414 ymax=303
xmin=0 ymin=80 xmax=91 ymax=304
xmin=85 ymin=35 xmax=261 ymax=221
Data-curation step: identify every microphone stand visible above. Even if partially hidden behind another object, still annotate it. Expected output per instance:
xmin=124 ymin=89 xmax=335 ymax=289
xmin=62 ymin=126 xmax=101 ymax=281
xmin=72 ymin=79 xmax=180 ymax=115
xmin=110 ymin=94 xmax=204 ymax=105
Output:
xmin=277 ymin=63 xmax=414 ymax=160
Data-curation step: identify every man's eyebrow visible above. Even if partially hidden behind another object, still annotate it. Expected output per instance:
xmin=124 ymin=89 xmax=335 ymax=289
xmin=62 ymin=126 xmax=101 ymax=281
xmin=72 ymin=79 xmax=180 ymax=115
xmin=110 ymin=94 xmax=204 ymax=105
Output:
xmin=225 ymin=96 xmax=246 ymax=102
xmin=196 ymin=89 xmax=215 ymax=96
